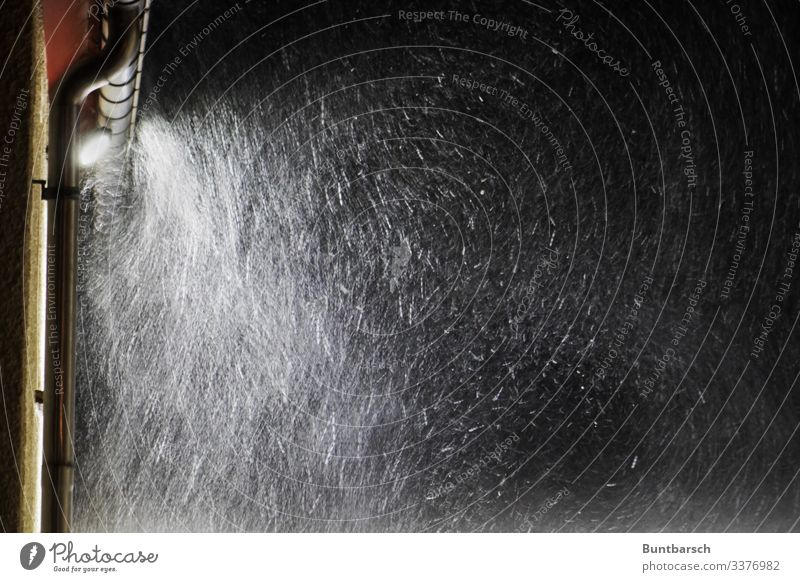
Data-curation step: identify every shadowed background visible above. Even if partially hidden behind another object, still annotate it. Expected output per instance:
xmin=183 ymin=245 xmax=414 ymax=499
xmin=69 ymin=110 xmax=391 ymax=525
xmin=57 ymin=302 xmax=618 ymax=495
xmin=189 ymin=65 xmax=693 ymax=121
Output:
xmin=4 ymin=0 xmax=795 ymax=532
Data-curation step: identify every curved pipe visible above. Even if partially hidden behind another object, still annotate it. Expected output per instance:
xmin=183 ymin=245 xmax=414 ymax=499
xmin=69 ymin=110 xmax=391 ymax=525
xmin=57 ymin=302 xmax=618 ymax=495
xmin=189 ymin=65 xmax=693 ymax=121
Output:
xmin=48 ymin=0 xmax=142 ymax=186
xmin=98 ymin=0 xmax=151 ymax=150
xmin=42 ymin=0 xmax=143 ymax=533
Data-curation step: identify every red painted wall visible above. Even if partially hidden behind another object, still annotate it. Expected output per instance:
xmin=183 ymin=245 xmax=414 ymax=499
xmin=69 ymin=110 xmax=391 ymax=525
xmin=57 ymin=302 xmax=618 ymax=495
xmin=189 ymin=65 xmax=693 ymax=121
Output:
xmin=42 ymin=0 xmax=100 ymax=96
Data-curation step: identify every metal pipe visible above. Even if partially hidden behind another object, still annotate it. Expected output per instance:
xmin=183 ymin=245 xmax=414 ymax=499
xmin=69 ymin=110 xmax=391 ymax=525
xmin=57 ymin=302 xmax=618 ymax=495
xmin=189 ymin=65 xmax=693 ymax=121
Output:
xmin=42 ymin=0 xmax=143 ymax=533
xmin=98 ymin=0 xmax=151 ymax=150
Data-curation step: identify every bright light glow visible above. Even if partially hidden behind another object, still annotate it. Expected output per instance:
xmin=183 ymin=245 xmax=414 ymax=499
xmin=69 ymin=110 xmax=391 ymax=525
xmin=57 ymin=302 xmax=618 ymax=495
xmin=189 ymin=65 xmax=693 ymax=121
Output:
xmin=79 ymin=130 xmax=112 ymax=166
